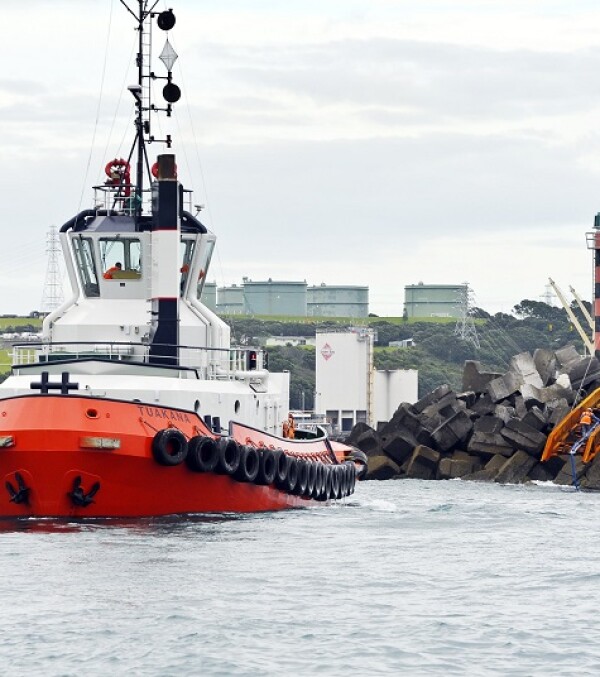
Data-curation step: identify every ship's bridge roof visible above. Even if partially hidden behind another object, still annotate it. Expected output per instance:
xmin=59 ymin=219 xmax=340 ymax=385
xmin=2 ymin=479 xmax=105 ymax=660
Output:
xmin=60 ymin=210 xmax=207 ymax=235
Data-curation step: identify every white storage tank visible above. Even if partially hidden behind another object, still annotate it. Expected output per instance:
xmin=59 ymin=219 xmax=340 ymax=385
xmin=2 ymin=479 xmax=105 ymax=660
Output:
xmin=243 ymin=279 xmax=307 ymax=317
xmin=307 ymin=284 xmax=369 ymax=318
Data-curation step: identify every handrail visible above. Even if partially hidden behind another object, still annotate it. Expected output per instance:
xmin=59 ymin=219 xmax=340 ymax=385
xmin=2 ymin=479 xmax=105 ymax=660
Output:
xmin=10 ymin=340 xmax=267 ymax=383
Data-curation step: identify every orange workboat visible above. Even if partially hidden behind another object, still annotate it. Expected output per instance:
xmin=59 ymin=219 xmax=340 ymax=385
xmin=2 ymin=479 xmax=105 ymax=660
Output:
xmin=0 ymin=2 xmax=365 ymax=518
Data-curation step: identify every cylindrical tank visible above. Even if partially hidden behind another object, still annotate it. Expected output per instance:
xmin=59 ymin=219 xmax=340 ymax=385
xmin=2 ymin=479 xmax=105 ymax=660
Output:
xmin=243 ymin=279 xmax=307 ymax=316
xmin=200 ymin=281 xmax=217 ymax=312
xmin=307 ymin=284 xmax=369 ymax=318
xmin=404 ymin=283 xmax=466 ymax=319
xmin=217 ymin=285 xmax=244 ymax=315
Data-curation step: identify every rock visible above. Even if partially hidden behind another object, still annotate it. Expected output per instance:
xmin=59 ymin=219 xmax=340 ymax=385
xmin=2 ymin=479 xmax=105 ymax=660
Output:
xmin=364 ymin=454 xmax=401 ymax=480
xmin=412 ymin=385 xmax=452 ymax=414
xmin=457 ymin=391 xmax=477 ymax=408
xmin=485 ymin=454 xmax=509 ymax=473
xmin=437 ymin=457 xmax=477 ymax=480
xmin=462 ymin=468 xmax=498 ymax=481
xmin=555 ymin=345 xmax=580 ymax=367
xmin=527 ymin=463 xmax=555 ymax=482
xmin=488 ymin=371 xmax=522 ymax=403
xmin=509 ymin=352 xmax=544 ymax=388
xmin=495 ymin=405 xmax=516 ymax=423
xmin=379 ymin=402 xmax=422 ymax=437
xmin=467 ymin=432 xmax=514 ymax=459
xmin=381 ymin=429 xmax=417 ymax=465
xmin=514 ymin=395 xmax=528 ymax=419
xmin=431 ymin=410 xmax=474 ymax=452
xmin=559 ymin=355 xmax=600 ymax=390
xmin=470 ymin=393 xmax=496 ymax=416
xmin=581 ymin=455 xmax=600 ymax=490
xmin=405 ymin=445 xmax=440 ymax=480
xmin=500 ymin=419 xmax=547 ymax=457
xmin=545 ymin=399 xmax=571 ymax=427
xmin=346 ymin=421 xmax=372 ymax=445
xmin=521 ymin=407 xmax=547 ymax=432
xmin=462 ymin=361 xmax=503 ymax=393
xmin=533 ymin=348 xmax=557 ymax=386
xmin=554 ymin=455 xmax=587 ymax=486
xmin=473 ymin=416 xmax=504 ymax=435
xmin=351 ymin=427 xmax=382 ymax=456
xmin=541 ymin=454 xmax=567 ymax=478
xmin=495 ymin=450 xmax=537 ymax=484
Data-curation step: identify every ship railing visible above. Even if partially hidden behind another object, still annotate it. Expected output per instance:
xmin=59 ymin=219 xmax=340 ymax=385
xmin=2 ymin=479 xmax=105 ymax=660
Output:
xmin=92 ymin=184 xmax=194 ymax=214
xmin=11 ymin=342 xmax=268 ymax=382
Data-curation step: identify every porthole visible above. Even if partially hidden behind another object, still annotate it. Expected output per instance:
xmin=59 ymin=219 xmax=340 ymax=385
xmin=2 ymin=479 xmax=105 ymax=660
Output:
xmin=234 ymin=400 xmax=240 ymax=414
xmin=194 ymin=399 xmax=200 ymax=413
xmin=86 ymin=408 xmax=99 ymax=419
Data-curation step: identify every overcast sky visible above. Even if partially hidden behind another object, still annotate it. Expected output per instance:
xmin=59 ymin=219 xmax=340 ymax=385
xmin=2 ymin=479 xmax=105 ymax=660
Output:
xmin=2 ymin=0 xmax=600 ymax=315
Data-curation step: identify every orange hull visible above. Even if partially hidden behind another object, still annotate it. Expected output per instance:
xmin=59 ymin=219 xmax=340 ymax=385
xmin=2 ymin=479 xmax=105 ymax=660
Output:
xmin=0 ymin=395 xmax=349 ymax=518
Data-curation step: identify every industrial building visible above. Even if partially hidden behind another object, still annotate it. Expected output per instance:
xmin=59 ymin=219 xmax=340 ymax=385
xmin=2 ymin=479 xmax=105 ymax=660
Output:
xmin=214 ymin=279 xmax=370 ymax=317
xmin=307 ymin=284 xmax=369 ymax=318
xmin=243 ymin=279 xmax=307 ymax=316
xmin=217 ymin=285 xmax=244 ymax=315
xmin=200 ymin=281 xmax=217 ymax=312
xmin=404 ymin=282 xmax=467 ymax=319
xmin=314 ymin=328 xmax=418 ymax=433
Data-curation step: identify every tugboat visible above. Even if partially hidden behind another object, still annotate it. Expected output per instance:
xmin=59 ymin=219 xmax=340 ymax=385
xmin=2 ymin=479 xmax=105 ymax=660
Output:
xmin=0 ymin=1 xmax=366 ymax=517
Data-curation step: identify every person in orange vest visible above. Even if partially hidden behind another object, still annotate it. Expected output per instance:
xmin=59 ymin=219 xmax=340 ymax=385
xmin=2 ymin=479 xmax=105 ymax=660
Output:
xmin=282 ymin=420 xmax=289 ymax=438
xmin=287 ymin=413 xmax=296 ymax=439
xmin=103 ymin=262 xmax=122 ymax=279
xmin=580 ymin=408 xmax=593 ymax=437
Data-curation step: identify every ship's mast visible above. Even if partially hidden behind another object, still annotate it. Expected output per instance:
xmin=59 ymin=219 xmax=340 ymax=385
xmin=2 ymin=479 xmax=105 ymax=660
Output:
xmin=119 ymin=0 xmax=181 ymax=226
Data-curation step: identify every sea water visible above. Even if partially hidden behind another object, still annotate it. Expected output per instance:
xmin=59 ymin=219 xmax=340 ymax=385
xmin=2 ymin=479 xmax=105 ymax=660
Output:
xmin=0 ymin=479 xmax=599 ymax=676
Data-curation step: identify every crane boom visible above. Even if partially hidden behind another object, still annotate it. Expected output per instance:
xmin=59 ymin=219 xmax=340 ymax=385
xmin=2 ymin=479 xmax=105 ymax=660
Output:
xmin=548 ymin=278 xmax=594 ymax=354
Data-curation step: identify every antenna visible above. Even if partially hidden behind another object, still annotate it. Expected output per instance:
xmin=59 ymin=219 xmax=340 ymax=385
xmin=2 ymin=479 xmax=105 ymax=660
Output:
xmin=120 ymin=0 xmax=181 ymax=225
xmin=454 ymin=282 xmax=480 ymax=349
xmin=41 ymin=226 xmax=65 ymax=313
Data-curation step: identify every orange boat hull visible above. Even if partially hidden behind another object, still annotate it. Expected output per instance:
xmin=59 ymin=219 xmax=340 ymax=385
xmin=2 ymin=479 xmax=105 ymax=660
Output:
xmin=0 ymin=395 xmax=332 ymax=518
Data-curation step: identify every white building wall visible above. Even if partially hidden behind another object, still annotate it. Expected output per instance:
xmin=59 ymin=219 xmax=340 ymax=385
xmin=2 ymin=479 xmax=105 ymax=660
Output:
xmin=315 ymin=329 xmax=419 ymax=433
xmin=374 ymin=369 xmax=418 ymax=426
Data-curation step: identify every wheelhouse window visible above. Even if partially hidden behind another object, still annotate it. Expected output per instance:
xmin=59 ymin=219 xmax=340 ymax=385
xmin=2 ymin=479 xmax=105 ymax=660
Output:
xmin=72 ymin=236 xmax=99 ymax=297
xmin=99 ymin=238 xmax=142 ymax=280
xmin=196 ymin=239 xmax=214 ymax=298
xmin=180 ymin=238 xmax=196 ymax=293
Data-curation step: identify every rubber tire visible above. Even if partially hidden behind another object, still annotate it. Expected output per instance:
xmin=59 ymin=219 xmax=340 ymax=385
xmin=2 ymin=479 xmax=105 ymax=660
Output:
xmin=305 ymin=461 xmax=317 ymax=497
xmin=233 ymin=445 xmax=260 ymax=483
xmin=274 ymin=450 xmax=290 ymax=489
xmin=345 ymin=461 xmax=356 ymax=495
xmin=186 ymin=436 xmax=219 ymax=473
xmin=283 ymin=457 xmax=298 ymax=493
xmin=311 ymin=462 xmax=324 ymax=499
xmin=152 ymin=428 xmax=188 ymax=466
xmin=293 ymin=459 xmax=309 ymax=496
xmin=255 ymin=449 xmax=277 ymax=485
xmin=317 ymin=465 xmax=332 ymax=501
xmin=330 ymin=464 xmax=341 ymax=499
xmin=215 ymin=438 xmax=241 ymax=475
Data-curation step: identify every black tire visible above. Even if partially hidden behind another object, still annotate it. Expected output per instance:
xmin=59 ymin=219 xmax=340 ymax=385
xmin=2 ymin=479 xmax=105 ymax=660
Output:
xmin=255 ymin=449 xmax=277 ymax=485
xmin=317 ymin=464 xmax=332 ymax=501
xmin=152 ymin=428 xmax=188 ymax=466
xmin=311 ymin=462 xmax=324 ymax=499
xmin=215 ymin=438 xmax=241 ymax=475
xmin=283 ymin=457 xmax=298 ymax=493
xmin=345 ymin=461 xmax=356 ymax=495
xmin=233 ymin=445 xmax=260 ymax=483
xmin=293 ymin=459 xmax=309 ymax=496
xmin=274 ymin=450 xmax=290 ymax=488
xmin=305 ymin=461 xmax=317 ymax=497
xmin=186 ymin=436 xmax=219 ymax=472
xmin=330 ymin=464 xmax=341 ymax=499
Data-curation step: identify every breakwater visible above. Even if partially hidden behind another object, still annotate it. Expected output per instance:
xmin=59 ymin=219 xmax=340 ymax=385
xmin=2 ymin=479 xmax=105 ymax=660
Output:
xmin=348 ymin=344 xmax=600 ymax=488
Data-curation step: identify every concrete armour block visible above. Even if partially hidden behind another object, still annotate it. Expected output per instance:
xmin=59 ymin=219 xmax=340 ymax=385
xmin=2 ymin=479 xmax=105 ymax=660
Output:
xmin=555 ymin=344 xmax=580 ymax=367
xmin=521 ymin=407 xmax=547 ymax=432
xmin=381 ymin=429 xmax=418 ymax=465
xmin=473 ymin=416 xmax=504 ymax=435
xmin=500 ymin=419 xmax=547 ymax=456
xmin=495 ymin=405 xmax=516 ymax=423
xmin=581 ymin=455 xmax=600 ymax=490
xmin=509 ymin=352 xmax=544 ymax=388
xmin=495 ymin=450 xmax=537 ymax=484
xmin=470 ymin=394 xmax=496 ymax=416
xmin=467 ymin=432 xmax=514 ymax=459
xmin=462 ymin=361 xmax=503 ymax=393
xmin=534 ymin=348 xmax=557 ymax=386
xmin=406 ymin=445 xmax=441 ymax=479
xmin=431 ymin=410 xmax=473 ymax=453
xmin=413 ymin=385 xmax=452 ymax=414
xmin=488 ymin=371 xmax=522 ymax=403
xmin=554 ymin=456 xmax=587 ymax=486
xmin=364 ymin=455 xmax=402 ymax=480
